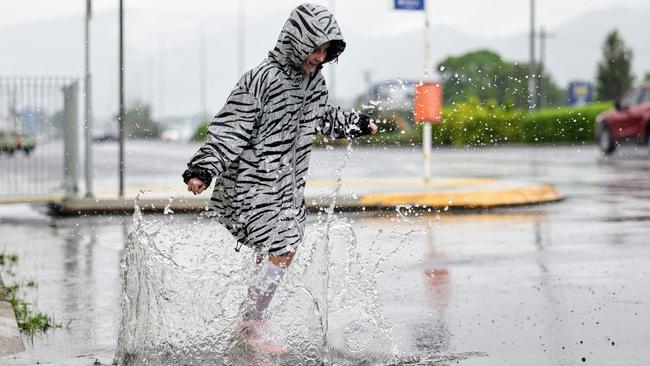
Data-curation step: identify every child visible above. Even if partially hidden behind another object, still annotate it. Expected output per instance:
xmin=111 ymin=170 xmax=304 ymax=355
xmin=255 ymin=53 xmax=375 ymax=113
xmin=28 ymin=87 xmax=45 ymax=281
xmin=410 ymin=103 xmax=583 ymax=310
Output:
xmin=183 ymin=3 xmax=377 ymax=354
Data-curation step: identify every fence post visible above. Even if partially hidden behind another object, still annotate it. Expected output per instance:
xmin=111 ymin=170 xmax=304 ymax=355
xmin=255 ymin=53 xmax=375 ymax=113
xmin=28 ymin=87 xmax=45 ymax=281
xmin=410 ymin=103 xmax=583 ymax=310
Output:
xmin=63 ymin=82 xmax=79 ymax=198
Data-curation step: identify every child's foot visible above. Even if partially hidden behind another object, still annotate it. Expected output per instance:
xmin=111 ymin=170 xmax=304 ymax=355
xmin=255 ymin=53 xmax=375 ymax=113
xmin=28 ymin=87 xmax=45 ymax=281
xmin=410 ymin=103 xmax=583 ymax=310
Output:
xmin=238 ymin=320 xmax=287 ymax=355
xmin=241 ymin=352 xmax=273 ymax=366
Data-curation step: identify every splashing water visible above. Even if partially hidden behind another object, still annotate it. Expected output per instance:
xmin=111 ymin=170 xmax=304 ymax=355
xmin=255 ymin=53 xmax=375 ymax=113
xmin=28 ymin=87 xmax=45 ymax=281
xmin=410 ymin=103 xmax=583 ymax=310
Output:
xmin=115 ymin=145 xmax=419 ymax=365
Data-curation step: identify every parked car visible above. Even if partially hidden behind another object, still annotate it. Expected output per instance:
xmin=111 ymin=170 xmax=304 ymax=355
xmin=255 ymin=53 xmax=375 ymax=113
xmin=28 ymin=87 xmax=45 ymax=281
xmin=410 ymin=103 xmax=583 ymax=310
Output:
xmin=0 ymin=129 xmax=36 ymax=155
xmin=93 ymin=133 xmax=118 ymax=143
xmin=595 ymin=82 xmax=650 ymax=155
xmin=0 ymin=129 xmax=16 ymax=154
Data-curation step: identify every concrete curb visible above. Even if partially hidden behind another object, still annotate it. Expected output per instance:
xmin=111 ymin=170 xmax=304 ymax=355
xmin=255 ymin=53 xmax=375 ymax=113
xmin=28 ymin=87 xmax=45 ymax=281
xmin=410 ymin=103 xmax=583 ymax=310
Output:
xmin=48 ymin=178 xmax=563 ymax=216
xmin=0 ymin=275 xmax=25 ymax=357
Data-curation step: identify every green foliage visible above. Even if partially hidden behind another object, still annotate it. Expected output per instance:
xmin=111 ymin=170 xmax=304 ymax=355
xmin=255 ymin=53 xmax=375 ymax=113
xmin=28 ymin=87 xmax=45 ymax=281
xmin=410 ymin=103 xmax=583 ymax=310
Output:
xmin=520 ymin=103 xmax=610 ymax=143
xmin=192 ymin=101 xmax=612 ymax=148
xmin=0 ymin=251 xmax=64 ymax=339
xmin=359 ymin=101 xmax=611 ymax=146
xmin=0 ymin=252 xmax=18 ymax=266
xmin=537 ymin=72 xmax=567 ymax=108
xmin=431 ymin=98 xmax=522 ymax=146
xmin=192 ymin=122 xmax=210 ymax=142
xmin=114 ymin=103 xmax=161 ymax=139
xmin=644 ymin=72 xmax=650 ymax=82
xmin=8 ymin=290 xmax=63 ymax=339
xmin=438 ymin=49 xmax=538 ymax=109
xmin=596 ymin=30 xmax=635 ymax=101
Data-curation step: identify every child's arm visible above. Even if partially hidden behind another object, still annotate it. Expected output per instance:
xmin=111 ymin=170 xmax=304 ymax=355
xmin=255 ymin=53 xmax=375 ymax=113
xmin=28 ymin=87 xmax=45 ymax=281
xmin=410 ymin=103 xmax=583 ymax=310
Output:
xmin=183 ymin=87 xmax=261 ymax=192
xmin=317 ymin=105 xmax=377 ymax=139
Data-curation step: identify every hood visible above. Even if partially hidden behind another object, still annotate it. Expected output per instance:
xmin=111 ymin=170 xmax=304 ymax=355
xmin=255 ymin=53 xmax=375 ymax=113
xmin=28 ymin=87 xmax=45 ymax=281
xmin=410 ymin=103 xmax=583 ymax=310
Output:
xmin=269 ymin=3 xmax=346 ymax=76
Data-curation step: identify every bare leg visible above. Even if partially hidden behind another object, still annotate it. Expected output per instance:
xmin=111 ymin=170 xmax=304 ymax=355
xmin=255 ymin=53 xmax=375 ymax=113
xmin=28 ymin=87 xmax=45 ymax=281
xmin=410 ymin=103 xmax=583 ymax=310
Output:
xmin=268 ymin=250 xmax=295 ymax=268
xmin=240 ymin=249 xmax=296 ymax=354
xmin=244 ymin=249 xmax=296 ymax=321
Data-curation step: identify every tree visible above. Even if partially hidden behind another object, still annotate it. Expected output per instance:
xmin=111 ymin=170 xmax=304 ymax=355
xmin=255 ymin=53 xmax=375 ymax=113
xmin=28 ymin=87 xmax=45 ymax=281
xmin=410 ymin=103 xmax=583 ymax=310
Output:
xmin=114 ymin=103 xmax=160 ymax=139
xmin=436 ymin=49 xmax=561 ymax=109
xmin=644 ymin=72 xmax=650 ymax=82
xmin=537 ymin=65 xmax=566 ymax=108
xmin=596 ymin=30 xmax=634 ymax=101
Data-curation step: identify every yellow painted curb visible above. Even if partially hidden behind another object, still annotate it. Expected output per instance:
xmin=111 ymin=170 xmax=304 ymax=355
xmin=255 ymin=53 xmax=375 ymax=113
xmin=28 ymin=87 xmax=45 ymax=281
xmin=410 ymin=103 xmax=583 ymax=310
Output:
xmin=0 ymin=195 xmax=64 ymax=205
xmin=306 ymin=177 xmax=496 ymax=189
xmin=359 ymin=185 xmax=561 ymax=208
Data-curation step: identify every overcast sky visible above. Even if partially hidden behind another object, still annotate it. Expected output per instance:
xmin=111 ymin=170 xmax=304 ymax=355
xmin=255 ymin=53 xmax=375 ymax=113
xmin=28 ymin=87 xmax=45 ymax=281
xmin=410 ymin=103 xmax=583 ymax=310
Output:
xmin=2 ymin=0 xmax=649 ymax=121
xmin=3 ymin=0 xmax=649 ymax=38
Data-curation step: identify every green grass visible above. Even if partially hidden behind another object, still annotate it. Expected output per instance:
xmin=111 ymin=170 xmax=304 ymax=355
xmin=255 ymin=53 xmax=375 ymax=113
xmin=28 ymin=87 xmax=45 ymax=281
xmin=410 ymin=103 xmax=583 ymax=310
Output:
xmin=0 ymin=252 xmax=18 ymax=266
xmin=0 ymin=251 xmax=64 ymax=339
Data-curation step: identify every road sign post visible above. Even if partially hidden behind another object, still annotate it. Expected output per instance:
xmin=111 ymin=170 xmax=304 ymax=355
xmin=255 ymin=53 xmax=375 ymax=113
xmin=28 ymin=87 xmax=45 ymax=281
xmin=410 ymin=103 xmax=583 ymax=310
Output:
xmin=414 ymin=82 xmax=442 ymax=182
xmin=394 ymin=0 xmax=438 ymax=182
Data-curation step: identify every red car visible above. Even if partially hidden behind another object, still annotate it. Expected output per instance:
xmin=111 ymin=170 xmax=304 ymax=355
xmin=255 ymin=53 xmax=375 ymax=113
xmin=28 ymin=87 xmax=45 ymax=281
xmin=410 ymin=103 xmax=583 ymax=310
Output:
xmin=596 ymin=82 xmax=650 ymax=155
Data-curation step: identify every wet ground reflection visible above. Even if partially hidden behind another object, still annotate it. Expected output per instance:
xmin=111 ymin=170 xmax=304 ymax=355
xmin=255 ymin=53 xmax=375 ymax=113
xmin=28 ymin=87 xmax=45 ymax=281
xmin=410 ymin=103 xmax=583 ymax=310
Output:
xmin=1 ymin=145 xmax=649 ymax=365
xmin=1 ymin=205 xmax=647 ymax=365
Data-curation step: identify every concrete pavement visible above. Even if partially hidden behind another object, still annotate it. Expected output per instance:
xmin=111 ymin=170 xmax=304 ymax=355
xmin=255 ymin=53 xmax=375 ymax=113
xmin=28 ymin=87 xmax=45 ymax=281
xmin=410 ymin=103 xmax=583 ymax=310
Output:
xmin=0 ymin=276 xmax=24 ymax=357
xmin=49 ymin=177 xmax=562 ymax=216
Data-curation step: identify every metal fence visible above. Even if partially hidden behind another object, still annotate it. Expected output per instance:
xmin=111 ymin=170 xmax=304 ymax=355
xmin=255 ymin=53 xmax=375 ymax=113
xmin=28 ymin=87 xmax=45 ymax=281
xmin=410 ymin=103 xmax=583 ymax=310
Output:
xmin=0 ymin=77 xmax=79 ymax=202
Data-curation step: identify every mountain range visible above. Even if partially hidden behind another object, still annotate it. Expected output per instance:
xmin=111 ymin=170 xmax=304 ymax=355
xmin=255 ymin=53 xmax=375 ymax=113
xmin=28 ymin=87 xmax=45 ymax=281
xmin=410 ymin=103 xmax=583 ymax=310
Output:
xmin=1 ymin=5 xmax=648 ymax=123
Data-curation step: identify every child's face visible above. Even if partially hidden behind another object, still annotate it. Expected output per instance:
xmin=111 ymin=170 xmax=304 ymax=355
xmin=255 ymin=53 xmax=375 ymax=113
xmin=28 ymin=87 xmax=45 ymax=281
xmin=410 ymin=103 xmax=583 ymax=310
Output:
xmin=300 ymin=41 xmax=331 ymax=75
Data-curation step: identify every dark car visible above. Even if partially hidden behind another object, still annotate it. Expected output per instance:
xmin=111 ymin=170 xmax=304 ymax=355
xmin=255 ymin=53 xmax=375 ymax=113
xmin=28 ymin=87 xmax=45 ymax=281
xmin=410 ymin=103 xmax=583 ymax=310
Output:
xmin=595 ymin=82 xmax=650 ymax=155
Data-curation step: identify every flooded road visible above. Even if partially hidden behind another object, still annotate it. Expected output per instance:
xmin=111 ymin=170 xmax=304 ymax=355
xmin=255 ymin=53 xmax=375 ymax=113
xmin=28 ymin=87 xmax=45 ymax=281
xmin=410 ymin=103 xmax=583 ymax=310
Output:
xmin=1 ymin=144 xmax=649 ymax=365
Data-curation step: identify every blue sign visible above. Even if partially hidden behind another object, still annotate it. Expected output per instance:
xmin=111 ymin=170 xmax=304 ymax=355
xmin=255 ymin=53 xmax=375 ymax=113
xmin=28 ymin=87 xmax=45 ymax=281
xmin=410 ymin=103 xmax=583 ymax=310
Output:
xmin=394 ymin=0 xmax=425 ymax=11
xmin=567 ymin=81 xmax=594 ymax=106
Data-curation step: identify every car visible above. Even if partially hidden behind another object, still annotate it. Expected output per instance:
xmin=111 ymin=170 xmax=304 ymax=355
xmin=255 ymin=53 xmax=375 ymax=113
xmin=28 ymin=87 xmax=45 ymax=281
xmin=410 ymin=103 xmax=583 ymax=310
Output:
xmin=0 ymin=129 xmax=16 ymax=155
xmin=0 ymin=128 xmax=36 ymax=155
xmin=595 ymin=82 xmax=650 ymax=155
xmin=15 ymin=131 xmax=36 ymax=155
xmin=93 ymin=133 xmax=118 ymax=143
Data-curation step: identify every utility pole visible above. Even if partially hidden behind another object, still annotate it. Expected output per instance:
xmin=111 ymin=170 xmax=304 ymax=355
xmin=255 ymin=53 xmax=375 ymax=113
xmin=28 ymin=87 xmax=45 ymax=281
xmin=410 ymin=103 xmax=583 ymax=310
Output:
xmin=84 ymin=0 xmax=94 ymax=197
xmin=423 ymin=0 xmax=432 ymax=182
xmin=158 ymin=38 xmax=166 ymax=119
xmin=528 ymin=0 xmax=536 ymax=110
xmin=238 ymin=0 xmax=245 ymax=76
xmin=118 ymin=0 xmax=125 ymax=198
xmin=199 ymin=20 xmax=207 ymax=122
xmin=329 ymin=0 xmax=336 ymax=105
xmin=538 ymin=26 xmax=553 ymax=108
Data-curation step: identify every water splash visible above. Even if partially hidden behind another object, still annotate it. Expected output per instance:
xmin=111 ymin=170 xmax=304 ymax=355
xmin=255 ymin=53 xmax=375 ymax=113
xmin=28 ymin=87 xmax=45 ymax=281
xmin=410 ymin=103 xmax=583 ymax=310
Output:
xmin=115 ymin=146 xmax=420 ymax=365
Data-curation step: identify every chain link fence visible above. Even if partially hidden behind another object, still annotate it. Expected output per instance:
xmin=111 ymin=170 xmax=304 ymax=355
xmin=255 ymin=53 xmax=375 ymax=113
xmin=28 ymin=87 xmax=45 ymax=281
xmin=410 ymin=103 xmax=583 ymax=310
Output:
xmin=0 ymin=77 xmax=79 ymax=202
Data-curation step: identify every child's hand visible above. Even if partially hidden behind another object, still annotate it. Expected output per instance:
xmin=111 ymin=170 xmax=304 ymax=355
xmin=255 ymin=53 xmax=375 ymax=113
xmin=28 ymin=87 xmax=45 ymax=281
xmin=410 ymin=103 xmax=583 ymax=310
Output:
xmin=187 ymin=178 xmax=208 ymax=195
xmin=368 ymin=122 xmax=378 ymax=135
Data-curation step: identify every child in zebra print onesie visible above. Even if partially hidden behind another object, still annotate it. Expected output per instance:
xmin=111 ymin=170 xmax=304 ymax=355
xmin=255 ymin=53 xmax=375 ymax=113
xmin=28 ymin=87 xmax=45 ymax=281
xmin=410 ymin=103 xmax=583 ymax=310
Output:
xmin=183 ymin=3 xmax=377 ymax=353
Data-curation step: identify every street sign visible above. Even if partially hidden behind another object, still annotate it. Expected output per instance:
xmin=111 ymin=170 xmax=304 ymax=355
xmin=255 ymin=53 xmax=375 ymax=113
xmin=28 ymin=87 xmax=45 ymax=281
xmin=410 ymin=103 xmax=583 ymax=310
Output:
xmin=394 ymin=0 xmax=425 ymax=11
xmin=567 ymin=81 xmax=594 ymax=106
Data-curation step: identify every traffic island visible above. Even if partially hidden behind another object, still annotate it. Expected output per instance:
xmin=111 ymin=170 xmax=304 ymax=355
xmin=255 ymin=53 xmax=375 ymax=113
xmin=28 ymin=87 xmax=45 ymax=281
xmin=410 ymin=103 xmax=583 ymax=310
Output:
xmin=49 ymin=177 xmax=562 ymax=216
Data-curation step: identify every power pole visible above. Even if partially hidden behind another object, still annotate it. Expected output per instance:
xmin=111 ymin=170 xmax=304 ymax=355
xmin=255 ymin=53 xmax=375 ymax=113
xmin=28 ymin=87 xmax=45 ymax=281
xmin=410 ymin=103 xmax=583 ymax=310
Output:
xmin=538 ymin=26 xmax=553 ymax=108
xmin=329 ymin=0 xmax=336 ymax=105
xmin=238 ymin=0 xmax=245 ymax=76
xmin=118 ymin=0 xmax=125 ymax=198
xmin=528 ymin=0 xmax=536 ymax=110
xmin=84 ymin=0 xmax=93 ymax=197
xmin=199 ymin=20 xmax=207 ymax=122
xmin=158 ymin=38 xmax=166 ymax=119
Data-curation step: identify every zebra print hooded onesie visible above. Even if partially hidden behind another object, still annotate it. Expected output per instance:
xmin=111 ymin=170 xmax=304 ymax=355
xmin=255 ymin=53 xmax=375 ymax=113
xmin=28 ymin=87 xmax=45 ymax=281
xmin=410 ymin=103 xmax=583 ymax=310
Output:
xmin=183 ymin=3 xmax=372 ymax=256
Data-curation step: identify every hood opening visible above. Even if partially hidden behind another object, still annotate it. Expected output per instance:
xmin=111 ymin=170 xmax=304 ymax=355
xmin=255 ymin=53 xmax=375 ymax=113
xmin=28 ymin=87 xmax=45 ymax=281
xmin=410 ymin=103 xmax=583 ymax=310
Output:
xmin=269 ymin=3 xmax=346 ymax=75
xmin=324 ymin=39 xmax=346 ymax=64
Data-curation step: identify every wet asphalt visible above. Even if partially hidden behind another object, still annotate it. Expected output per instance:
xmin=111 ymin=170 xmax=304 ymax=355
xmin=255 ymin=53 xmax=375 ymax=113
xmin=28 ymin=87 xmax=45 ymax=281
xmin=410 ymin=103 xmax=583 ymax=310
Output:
xmin=0 ymin=143 xmax=649 ymax=365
